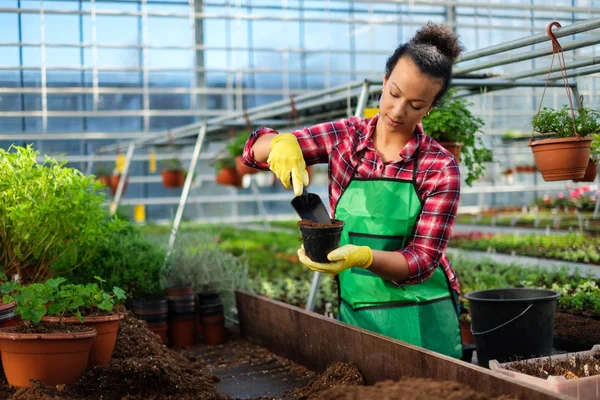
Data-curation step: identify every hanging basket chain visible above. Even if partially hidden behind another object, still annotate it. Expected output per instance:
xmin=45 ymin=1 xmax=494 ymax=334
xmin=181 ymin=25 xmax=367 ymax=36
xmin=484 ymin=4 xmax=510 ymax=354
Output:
xmin=530 ymin=21 xmax=579 ymax=146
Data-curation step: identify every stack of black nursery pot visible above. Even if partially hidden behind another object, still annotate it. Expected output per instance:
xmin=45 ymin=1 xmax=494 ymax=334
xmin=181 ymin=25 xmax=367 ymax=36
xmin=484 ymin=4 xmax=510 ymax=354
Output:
xmin=197 ymin=292 xmax=225 ymax=345
xmin=166 ymin=285 xmax=196 ymax=348
xmin=130 ymin=297 xmax=168 ymax=344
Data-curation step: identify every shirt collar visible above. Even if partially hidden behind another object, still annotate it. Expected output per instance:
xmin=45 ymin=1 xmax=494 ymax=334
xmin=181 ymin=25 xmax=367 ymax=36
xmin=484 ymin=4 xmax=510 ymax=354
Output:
xmin=357 ymin=114 xmax=424 ymax=160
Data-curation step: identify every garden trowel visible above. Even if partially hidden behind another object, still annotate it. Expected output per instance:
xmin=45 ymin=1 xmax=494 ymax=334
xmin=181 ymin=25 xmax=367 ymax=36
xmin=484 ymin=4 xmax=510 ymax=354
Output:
xmin=291 ymin=185 xmax=332 ymax=224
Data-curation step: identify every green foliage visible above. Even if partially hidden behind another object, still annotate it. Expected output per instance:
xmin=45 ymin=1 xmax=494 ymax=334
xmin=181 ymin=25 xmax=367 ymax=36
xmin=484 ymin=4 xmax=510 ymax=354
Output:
xmin=0 ymin=145 xmax=110 ymax=282
xmin=162 ymin=157 xmax=183 ymax=171
xmin=0 ymin=275 xmax=126 ymax=325
xmin=531 ymin=106 xmax=600 ymax=139
xmin=55 ymin=219 xmax=166 ymax=299
xmin=225 ymin=132 xmax=252 ymax=158
xmin=163 ymin=232 xmax=250 ymax=319
xmin=591 ymin=133 xmax=600 ymax=161
xmin=214 ymin=156 xmax=236 ymax=173
xmin=421 ymin=90 xmax=493 ymax=186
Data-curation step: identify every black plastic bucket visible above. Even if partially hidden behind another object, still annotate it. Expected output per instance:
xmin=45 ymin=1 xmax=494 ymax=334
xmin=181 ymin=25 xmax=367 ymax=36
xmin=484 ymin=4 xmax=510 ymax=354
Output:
xmin=464 ymin=288 xmax=560 ymax=368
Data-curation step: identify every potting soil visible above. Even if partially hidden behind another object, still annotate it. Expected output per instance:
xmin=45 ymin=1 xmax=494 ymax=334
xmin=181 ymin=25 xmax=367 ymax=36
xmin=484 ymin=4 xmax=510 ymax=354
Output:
xmin=554 ymin=312 xmax=600 ymax=349
xmin=298 ymin=219 xmax=344 ymax=228
xmin=506 ymin=350 xmax=600 ymax=379
xmin=315 ymin=378 xmax=518 ymax=400
xmin=0 ymin=313 xmax=521 ymax=399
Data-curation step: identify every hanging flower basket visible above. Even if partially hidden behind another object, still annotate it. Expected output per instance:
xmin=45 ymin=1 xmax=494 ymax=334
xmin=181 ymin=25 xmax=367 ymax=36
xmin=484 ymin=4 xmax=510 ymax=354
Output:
xmin=528 ymin=22 xmax=598 ymax=182
xmin=573 ymin=159 xmax=598 ymax=183
xmin=530 ymin=136 xmax=591 ymax=181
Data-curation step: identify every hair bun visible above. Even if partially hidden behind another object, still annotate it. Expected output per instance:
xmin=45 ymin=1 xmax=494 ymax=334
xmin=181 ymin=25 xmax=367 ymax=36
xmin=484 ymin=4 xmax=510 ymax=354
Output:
xmin=411 ymin=22 xmax=463 ymax=62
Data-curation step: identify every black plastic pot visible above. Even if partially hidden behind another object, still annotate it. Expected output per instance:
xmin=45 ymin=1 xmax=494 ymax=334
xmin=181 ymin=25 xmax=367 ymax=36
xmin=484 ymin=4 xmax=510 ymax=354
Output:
xmin=166 ymin=285 xmax=196 ymax=317
xmin=298 ymin=221 xmax=345 ymax=263
xmin=464 ymin=288 xmax=560 ymax=368
xmin=131 ymin=297 xmax=169 ymax=344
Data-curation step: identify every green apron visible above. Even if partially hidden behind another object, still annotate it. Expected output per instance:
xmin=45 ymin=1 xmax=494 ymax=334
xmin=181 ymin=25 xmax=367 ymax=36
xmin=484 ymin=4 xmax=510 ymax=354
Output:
xmin=336 ymin=154 xmax=462 ymax=359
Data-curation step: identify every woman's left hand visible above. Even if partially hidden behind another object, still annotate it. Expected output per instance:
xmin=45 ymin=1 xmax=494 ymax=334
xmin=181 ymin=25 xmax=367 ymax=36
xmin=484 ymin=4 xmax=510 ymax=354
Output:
xmin=297 ymin=244 xmax=373 ymax=275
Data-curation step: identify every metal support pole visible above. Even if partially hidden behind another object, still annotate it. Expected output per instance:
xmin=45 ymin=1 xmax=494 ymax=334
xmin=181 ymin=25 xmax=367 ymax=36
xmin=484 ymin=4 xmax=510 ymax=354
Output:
xmin=110 ymin=142 xmax=135 ymax=216
xmin=354 ymin=80 xmax=371 ymax=117
xmin=165 ymin=124 xmax=207 ymax=263
xmin=85 ymin=153 xmax=96 ymax=176
xmin=249 ymin=178 xmax=270 ymax=230
xmin=306 ymin=80 xmax=372 ymax=313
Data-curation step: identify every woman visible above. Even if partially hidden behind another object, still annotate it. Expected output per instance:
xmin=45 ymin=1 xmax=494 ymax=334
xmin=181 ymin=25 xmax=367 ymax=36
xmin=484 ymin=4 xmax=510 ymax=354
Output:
xmin=241 ymin=22 xmax=464 ymax=358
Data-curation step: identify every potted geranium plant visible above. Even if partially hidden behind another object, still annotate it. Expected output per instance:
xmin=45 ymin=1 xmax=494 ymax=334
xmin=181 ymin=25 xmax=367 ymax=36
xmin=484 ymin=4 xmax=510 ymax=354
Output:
xmin=0 ymin=145 xmax=109 ymax=283
xmin=214 ymin=154 xmax=242 ymax=188
xmin=529 ymin=105 xmax=597 ymax=181
xmin=421 ymin=89 xmax=493 ymax=186
xmin=40 ymin=276 xmax=126 ymax=365
xmin=161 ymin=157 xmax=186 ymax=188
xmin=0 ymin=276 xmax=97 ymax=387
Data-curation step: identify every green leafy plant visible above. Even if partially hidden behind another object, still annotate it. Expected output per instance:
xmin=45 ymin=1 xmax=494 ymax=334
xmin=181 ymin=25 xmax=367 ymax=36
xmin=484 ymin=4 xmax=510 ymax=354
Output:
xmin=531 ymin=106 xmax=600 ymax=139
xmin=0 ymin=275 xmax=125 ymax=325
xmin=0 ymin=145 xmax=111 ymax=282
xmin=54 ymin=219 xmax=166 ymax=300
xmin=214 ymin=156 xmax=236 ymax=173
xmin=162 ymin=157 xmax=183 ymax=171
xmin=421 ymin=90 xmax=493 ymax=186
xmin=590 ymin=133 xmax=600 ymax=162
xmin=163 ymin=232 xmax=250 ymax=319
xmin=225 ymin=131 xmax=252 ymax=158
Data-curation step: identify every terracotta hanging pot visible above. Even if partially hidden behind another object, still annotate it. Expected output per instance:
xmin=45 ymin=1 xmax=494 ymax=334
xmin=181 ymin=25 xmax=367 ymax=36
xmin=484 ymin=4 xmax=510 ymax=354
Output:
xmin=41 ymin=313 xmax=125 ymax=365
xmin=0 ymin=328 xmax=96 ymax=387
xmin=439 ymin=142 xmax=463 ymax=162
xmin=530 ymin=136 xmax=592 ymax=182
xmin=235 ymin=156 xmax=259 ymax=176
xmin=109 ymin=175 xmax=129 ymax=196
xmin=215 ymin=167 xmax=242 ymax=188
xmin=573 ymin=159 xmax=598 ymax=183
xmin=161 ymin=169 xmax=185 ymax=188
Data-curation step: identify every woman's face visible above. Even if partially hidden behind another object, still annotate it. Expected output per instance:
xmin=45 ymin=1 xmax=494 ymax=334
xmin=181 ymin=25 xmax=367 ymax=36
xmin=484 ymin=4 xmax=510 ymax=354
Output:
xmin=379 ymin=56 xmax=442 ymax=136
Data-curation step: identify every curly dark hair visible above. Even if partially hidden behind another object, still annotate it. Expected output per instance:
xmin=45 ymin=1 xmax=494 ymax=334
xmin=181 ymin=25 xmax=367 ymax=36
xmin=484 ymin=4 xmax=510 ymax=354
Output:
xmin=384 ymin=22 xmax=464 ymax=105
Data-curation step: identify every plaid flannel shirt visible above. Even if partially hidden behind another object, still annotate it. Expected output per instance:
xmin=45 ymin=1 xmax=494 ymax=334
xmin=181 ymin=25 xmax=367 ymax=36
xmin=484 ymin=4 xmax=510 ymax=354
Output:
xmin=242 ymin=114 xmax=461 ymax=293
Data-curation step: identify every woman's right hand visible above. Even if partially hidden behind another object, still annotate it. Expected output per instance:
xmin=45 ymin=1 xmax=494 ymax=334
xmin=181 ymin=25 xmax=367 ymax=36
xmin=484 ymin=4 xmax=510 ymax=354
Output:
xmin=267 ymin=133 xmax=309 ymax=196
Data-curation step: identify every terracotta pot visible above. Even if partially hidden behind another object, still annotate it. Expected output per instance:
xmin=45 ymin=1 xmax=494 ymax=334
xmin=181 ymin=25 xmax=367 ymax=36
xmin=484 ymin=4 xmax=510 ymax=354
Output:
xmin=41 ymin=313 xmax=125 ymax=365
xmin=97 ymin=175 xmax=110 ymax=187
xmin=161 ymin=169 xmax=185 ymax=188
xmin=0 ymin=327 xmax=96 ymax=387
xmin=235 ymin=156 xmax=259 ymax=176
xmin=201 ymin=314 xmax=225 ymax=346
xmin=147 ymin=321 xmax=168 ymax=345
xmin=573 ymin=159 xmax=598 ymax=183
xmin=109 ymin=175 xmax=129 ymax=196
xmin=168 ymin=315 xmax=196 ymax=348
xmin=530 ymin=136 xmax=592 ymax=181
xmin=439 ymin=142 xmax=463 ymax=162
xmin=215 ymin=167 xmax=242 ymax=188
xmin=166 ymin=286 xmax=194 ymax=296
xmin=460 ymin=321 xmax=475 ymax=345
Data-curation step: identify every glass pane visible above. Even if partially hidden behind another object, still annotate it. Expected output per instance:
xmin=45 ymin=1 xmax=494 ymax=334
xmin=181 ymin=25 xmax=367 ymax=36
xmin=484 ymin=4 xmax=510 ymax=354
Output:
xmin=0 ymin=12 xmax=18 ymax=43
xmin=0 ymin=47 xmax=20 ymax=67
xmin=149 ymin=94 xmax=190 ymax=110
xmin=45 ymin=14 xmax=80 ymax=44
xmin=47 ymin=118 xmax=85 ymax=133
xmin=98 ymin=72 xmax=141 ymax=87
xmin=98 ymin=94 xmax=143 ymax=111
xmin=147 ymin=17 xmax=190 ymax=47
xmin=150 ymin=116 xmax=195 ymax=130
xmin=21 ymin=14 xmax=41 ymax=43
xmin=46 ymin=47 xmax=81 ymax=68
xmin=47 ymin=95 xmax=86 ymax=112
xmin=204 ymin=50 xmax=228 ymax=69
xmin=0 ymin=95 xmax=21 ymax=112
xmin=147 ymin=49 xmax=193 ymax=69
xmin=96 ymin=15 xmax=139 ymax=45
xmin=87 ymin=116 xmax=143 ymax=132
xmin=203 ymin=19 xmax=227 ymax=48
xmin=149 ymin=72 xmax=191 ymax=88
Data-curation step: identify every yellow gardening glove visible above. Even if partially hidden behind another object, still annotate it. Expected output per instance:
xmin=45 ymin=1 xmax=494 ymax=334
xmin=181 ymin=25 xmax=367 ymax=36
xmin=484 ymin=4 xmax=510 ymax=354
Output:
xmin=297 ymin=244 xmax=373 ymax=276
xmin=267 ymin=133 xmax=309 ymax=197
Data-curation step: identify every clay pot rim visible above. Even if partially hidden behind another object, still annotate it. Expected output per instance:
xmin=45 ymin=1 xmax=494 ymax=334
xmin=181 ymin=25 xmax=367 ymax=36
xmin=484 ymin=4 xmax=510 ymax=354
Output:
xmin=40 ymin=312 xmax=125 ymax=324
xmin=0 ymin=302 xmax=16 ymax=313
xmin=0 ymin=327 xmax=97 ymax=340
xmin=530 ymin=135 xmax=593 ymax=147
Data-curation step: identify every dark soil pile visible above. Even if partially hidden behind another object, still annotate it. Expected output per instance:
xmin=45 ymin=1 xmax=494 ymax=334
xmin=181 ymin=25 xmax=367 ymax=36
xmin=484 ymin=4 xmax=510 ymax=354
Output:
xmin=506 ymin=350 xmax=600 ymax=379
xmin=554 ymin=312 xmax=600 ymax=347
xmin=315 ymin=378 xmax=517 ymax=400
xmin=2 ymin=312 xmax=226 ymax=400
xmin=285 ymin=362 xmax=363 ymax=399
